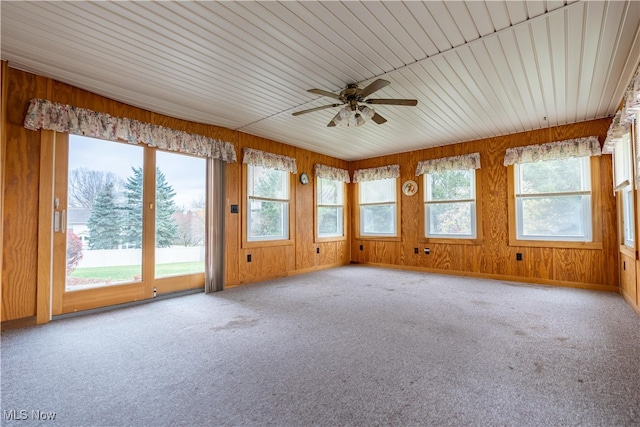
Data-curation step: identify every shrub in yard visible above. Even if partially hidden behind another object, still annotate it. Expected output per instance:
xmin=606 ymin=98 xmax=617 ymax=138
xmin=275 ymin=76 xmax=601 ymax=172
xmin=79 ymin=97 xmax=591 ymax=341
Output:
xmin=67 ymin=231 xmax=83 ymax=273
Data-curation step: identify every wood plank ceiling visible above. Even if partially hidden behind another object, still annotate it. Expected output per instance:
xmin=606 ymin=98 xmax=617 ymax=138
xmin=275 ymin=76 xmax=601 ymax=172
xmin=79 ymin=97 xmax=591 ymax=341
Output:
xmin=2 ymin=1 xmax=640 ymax=160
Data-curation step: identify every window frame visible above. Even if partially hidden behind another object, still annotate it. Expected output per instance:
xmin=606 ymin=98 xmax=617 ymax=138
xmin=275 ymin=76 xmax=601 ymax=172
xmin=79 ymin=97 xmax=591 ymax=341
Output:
xmin=242 ymin=163 xmax=294 ymax=248
xmin=420 ymin=168 xmax=482 ymax=244
xmin=355 ymin=177 xmax=401 ymax=241
xmin=314 ymin=177 xmax=347 ymax=242
xmin=622 ymin=184 xmax=635 ymax=249
xmin=507 ymin=156 xmax=603 ymax=249
xmin=615 ymin=128 xmax=636 ymax=251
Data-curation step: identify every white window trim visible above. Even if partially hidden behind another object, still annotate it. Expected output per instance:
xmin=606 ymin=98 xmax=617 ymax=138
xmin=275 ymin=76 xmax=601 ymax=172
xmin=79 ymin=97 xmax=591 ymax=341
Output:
xmin=423 ymin=169 xmax=478 ymax=239
xmin=513 ymin=157 xmax=593 ymax=242
xmin=357 ymin=177 xmax=399 ymax=239
xmin=316 ymin=177 xmax=345 ymax=239
xmin=246 ymin=165 xmax=290 ymax=242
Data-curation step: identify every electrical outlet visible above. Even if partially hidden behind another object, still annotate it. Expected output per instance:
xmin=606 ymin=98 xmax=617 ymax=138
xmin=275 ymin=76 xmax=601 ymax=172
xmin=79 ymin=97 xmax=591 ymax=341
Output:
xmin=516 ymin=253 xmax=522 ymax=261
xmin=247 ymin=254 xmax=252 ymax=262
xmin=359 ymin=244 xmax=363 ymax=251
xmin=424 ymin=248 xmax=430 ymax=255
xmin=316 ymin=247 xmax=320 ymax=254
xmin=414 ymin=247 xmax=419 ymax=254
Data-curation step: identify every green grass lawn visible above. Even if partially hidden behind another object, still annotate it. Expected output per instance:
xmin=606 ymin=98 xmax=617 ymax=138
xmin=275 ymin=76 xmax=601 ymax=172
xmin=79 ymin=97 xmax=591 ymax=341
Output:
xmin=69 ymin=261 xmax=204 ymax=280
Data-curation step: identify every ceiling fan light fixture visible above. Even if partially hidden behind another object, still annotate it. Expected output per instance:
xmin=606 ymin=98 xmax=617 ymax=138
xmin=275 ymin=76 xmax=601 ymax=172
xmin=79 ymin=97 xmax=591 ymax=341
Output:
xmin=338 ymin=106 xmax=353 ymax=119
xmin=355 ymin=113 xmax=366 ymax=127
xmin=332 ymin=106 xmax=354 ymax=127
xmin=359 ymin=105 xmax=375 ymax=120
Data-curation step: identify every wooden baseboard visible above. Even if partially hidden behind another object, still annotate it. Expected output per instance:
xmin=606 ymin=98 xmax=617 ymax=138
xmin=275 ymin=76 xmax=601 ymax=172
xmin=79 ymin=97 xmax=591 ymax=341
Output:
xmin=226 ymin=262 xmax=350 ymax=289
xmin=1 ymin=316 xmax=37 ymax=331
xmin=620 ymin=288 xmax=640 ymax=318
xmin=352 ymin=262 xmax=620 ymax=293
xmin=287 ymin=262 xmax=348 ymax=277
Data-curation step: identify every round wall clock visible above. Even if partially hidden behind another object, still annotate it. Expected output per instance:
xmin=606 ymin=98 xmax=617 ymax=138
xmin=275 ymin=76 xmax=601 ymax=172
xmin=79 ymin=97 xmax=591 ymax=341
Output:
xmin=402 ymin=180 xmax=418 ymax=196
xmin=300 ymin=173 xmax=310 ymax=185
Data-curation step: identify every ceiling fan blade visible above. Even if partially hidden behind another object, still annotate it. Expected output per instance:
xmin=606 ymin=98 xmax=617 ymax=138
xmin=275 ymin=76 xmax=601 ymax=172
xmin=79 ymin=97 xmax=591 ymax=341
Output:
xmin=308 ymin=88 xmax=342 ymax=100
xmin=371 ymin=112 xmax=387 ymax=124
xmin=365 ymin=99 xmax=418 ymax=106
xmin=358 ymin=79 xmax=390 ymax=98
xmin=327 ymin=111 xmax=341 ymax=127
xmin=292 ymin=103 xmax=341 ymax=116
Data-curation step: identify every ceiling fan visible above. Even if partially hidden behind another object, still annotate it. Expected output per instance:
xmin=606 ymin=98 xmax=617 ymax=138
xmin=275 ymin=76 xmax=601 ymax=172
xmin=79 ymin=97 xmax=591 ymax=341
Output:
xmin=292 ymin=79 xmax=418 ymax=127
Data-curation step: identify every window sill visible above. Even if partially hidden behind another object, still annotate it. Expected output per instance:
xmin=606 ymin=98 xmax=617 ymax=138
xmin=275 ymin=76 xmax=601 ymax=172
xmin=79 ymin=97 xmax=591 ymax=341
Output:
xmin=421 ymin=237 xmax=483 ymax=246
xmin=509 ymin=238 xmax=603 ymax=250
xmin=242 ymin=239 xmax=294 ymax=249
xmin=315 ymin=235 xmax=347 ymax=243
xmin=619 ymin=245 xmax=636 ymax=259
xmin=356 ymin=235 xmax=401 ymax=242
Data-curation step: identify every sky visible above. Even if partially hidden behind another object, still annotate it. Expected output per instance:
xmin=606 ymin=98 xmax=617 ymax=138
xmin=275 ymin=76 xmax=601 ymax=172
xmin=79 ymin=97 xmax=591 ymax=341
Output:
xmin=68 ymin=135 xmax=206 ymax=208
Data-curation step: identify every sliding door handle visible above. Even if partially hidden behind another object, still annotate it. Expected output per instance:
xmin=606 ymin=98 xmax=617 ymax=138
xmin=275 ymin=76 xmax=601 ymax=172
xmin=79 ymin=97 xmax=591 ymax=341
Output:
xmin=61 ymin=210 xmax=66 ymax=233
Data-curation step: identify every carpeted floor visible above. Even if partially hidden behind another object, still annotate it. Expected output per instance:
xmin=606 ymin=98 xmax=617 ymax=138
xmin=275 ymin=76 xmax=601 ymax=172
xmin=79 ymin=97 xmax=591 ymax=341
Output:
xmin=2 ymin=265 xmax=640 ymax=426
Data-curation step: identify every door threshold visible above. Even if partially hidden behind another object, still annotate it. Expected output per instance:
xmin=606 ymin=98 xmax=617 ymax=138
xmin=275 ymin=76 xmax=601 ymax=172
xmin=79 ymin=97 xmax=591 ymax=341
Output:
xmin=52 ymin=287 xmax=204 ymax=321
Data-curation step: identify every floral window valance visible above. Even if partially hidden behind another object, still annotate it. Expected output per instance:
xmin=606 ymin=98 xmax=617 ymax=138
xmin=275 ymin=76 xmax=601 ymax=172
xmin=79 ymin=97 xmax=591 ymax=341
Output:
xmin=603 ymin=63 xmax=640 ymax=153
xmin=314 ymin=164 xmax=350 ymax=183
xmin=242 ymin=147 xmax=297 ymax=174
xmin=503 ymin=136 xmax=601 ymax=166
xmin=415 ymin=153 xmax=480 ymax=176
xmin=603 ymin=110 xmax=630 ymax=154
xmin=353 ymin=165 xmax=400 ymax=183
xmin=23 ymin=98 xmax=237 ymax=162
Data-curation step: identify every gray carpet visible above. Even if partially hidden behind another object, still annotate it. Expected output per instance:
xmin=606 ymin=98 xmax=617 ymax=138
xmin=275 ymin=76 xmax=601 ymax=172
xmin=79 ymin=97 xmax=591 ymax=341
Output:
xmin=2 ymin=265 xmax=639 ymax=427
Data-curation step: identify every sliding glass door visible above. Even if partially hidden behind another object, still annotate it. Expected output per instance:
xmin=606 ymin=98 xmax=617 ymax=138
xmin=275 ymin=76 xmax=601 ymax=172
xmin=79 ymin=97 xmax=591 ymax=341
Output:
xmin=52 ymin=134 xmax=206 ymax=314
xmin=155 ymin=151 xmax=206 ymax=279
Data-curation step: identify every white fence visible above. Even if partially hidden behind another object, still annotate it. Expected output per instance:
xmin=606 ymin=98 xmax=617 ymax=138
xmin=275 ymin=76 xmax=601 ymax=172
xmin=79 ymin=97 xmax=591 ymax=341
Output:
xmin=77 ymin=246 xmax=205 ymax=268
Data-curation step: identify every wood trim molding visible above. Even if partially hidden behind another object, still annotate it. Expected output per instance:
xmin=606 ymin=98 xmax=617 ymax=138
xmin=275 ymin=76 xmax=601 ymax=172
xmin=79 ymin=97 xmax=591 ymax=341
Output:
xmin=419 ymin=167 xmax=484 ymax=245
xmin=354 ymin=177 xmax=402 ymax=242
xmin=313 ymin=180 xmax=348 ymax=243
xmin=620 ymin=287 xmax=640 ymax=318
xmin=1 ymin=316 xmax=37 ymax=331
xmin=507 ymin=159 xmax=604 ymax=250
xmin=36 ymin=131 xmax=56 ymax=324
xmin=355 ymin=261 xmax=620 ymax=293
xmin=0 ymin=61 xmax=7 ymax=323
xmin=241 ymin=163 xmax=296 ymax=249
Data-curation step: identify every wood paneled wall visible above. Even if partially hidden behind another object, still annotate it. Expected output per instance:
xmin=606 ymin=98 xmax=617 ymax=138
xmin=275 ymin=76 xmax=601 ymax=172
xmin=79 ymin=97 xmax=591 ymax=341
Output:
xmin=351 ymin=121 xmax=619 ymax=291
xmin=1 ymin=66 xmax=632 ymax=324
xmin=1 ymin=68 xmax=350 ymax=322
xmin=225 ymin=134 xmax=350 ymax=286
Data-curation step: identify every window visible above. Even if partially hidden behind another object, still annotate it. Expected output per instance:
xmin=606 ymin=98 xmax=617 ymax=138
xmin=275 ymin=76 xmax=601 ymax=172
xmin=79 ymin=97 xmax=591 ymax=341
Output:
xmin=424 ymin=169 xmax=476 ymax=238
xmin=317 ymin=177 xmax=344 ymax=238
xmin=514 ymin=156 xmax=592 ymax=241
xmin=359 ymin=178 xmax=397 ymax=237
xmin=614 ymin=132 xmax=635 ymax=248
xmin=623 ymin=185 xmax=635 ymax=247
xmin=247 ymin=165 xmax=289 ymax=241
